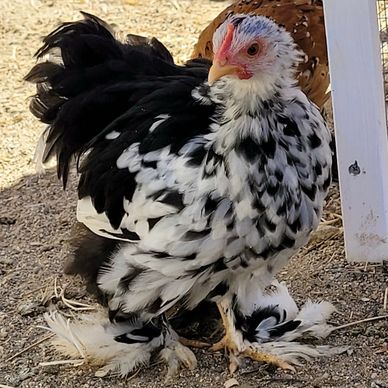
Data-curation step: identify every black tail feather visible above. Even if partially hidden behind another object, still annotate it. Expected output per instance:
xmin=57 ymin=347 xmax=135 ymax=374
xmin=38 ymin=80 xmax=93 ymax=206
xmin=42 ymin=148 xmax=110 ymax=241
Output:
xmin=34 ymin=12 xmax=117 ymax=64
xmin=25 ymin=12 xmax=197 ymax=187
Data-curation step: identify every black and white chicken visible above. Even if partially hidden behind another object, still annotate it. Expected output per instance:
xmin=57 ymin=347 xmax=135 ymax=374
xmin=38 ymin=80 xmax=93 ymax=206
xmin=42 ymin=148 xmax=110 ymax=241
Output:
xmin=26 ymin=12 xmax=337 ymax=377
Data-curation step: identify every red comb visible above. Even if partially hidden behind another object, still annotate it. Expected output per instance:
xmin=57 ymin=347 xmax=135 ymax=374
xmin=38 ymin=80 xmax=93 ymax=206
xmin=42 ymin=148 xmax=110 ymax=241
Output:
xmin=217 ymin=24 xmax=235 ymax=61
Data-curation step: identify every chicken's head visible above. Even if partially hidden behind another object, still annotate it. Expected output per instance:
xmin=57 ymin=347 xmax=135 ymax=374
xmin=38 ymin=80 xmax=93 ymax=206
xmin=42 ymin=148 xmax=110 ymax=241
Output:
xmin=209 ymin=15 xmax=302 ymax=88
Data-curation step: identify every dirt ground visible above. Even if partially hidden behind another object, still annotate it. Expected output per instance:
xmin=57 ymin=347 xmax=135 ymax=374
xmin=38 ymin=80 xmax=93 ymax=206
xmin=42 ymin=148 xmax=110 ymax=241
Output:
xmin=0 ymin=1 xmax=387 ymax=387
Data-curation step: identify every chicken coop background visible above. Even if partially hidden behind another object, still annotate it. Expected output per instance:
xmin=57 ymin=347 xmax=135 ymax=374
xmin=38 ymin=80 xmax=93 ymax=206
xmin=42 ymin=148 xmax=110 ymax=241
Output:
xmin=378 ymin=0 xmax=388 ymax=107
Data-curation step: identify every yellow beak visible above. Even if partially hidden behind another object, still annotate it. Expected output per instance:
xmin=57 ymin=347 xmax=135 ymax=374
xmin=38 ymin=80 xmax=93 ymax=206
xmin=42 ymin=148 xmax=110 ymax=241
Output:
xmin=208 ymin=60 xmax=239 ymax=86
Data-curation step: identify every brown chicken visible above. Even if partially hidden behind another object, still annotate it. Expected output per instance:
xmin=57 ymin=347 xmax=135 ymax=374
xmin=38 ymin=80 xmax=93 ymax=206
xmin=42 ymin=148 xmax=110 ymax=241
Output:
xmin=192 ymin=0 xmax=329 ymax=109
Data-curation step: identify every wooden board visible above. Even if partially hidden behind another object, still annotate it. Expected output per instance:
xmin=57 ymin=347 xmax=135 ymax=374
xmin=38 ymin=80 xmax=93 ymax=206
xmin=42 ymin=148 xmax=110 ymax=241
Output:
xmin=323 ymin=0 xmax=388 ymax=262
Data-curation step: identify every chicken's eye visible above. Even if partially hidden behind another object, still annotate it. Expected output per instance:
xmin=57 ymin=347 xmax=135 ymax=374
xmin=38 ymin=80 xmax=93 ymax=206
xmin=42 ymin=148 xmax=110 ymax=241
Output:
xmin=247 ymin=43 xmax=260 ymax=57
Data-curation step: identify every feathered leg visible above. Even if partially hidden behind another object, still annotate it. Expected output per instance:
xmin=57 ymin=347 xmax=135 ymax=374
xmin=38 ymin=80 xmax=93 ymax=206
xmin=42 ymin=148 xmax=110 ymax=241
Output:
xmin=210 ymin=297 xmax=294 ymax=373
xmin=159 ymin=316 xmax=197 ymax=380
xmin=43 ymin=309 xmax=197 ymax=378
xmin=43 ymin=309 xmax=163 ymax=377
xmin=210 ymin=282 xmax=344 ymax=373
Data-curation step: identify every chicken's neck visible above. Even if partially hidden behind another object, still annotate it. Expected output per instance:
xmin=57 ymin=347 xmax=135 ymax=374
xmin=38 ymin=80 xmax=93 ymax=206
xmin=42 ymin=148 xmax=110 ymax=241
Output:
xmin=206 ymin=79 xmax=293 ymax=155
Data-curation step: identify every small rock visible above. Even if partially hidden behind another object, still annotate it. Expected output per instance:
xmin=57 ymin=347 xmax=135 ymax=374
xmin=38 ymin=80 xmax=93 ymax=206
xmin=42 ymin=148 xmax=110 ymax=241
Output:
xmin=0 ymin=257 xmax=14 ymax=265
xmin=0 ymin=216 xmax=16 ymax=225
xmin=371 ymin=373 xmax=378 ymax=379
xmin=43 ymin=364 xmax=60 ymax=375
xmin=0 ymin=328 xmax=8 ymax=339
xmin=8 ymin=376 xmax=22 ymax=387
xmin=350 ymin=328 xmax=363 ymax=336
xmin=371 ymin=382 xmax=387 ymax=388
xmin=17 ymin=301 xmax=43 ymax=317
xmin=224 ymin=378 xmax=239 ymax=388
xmin=18 ymin=367 xmax=35 ymax=381
xmin=42 ymin=244 xmax=54 ymax=252
xmin=365 ymin=326 xmax=378 ymax=336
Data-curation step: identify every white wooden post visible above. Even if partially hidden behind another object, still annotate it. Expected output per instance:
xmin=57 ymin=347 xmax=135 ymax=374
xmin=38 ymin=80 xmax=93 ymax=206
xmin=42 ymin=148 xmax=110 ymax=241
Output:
xmin=323 ymin=0 xmax=388 ymax=262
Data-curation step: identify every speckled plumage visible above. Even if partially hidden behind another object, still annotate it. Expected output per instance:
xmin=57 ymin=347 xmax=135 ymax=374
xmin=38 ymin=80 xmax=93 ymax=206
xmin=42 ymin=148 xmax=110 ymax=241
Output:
xmin=26 ymin=12 xmax=333 ymax=376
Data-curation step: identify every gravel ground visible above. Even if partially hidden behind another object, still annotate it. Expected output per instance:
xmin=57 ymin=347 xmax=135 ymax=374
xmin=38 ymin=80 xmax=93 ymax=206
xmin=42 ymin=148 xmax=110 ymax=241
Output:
xmin=1 ymin=1 xmax=388 ymax=387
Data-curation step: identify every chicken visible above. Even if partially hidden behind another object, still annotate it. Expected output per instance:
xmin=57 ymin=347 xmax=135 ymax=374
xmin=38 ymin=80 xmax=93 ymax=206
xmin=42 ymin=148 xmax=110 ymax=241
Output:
xmin=26 ymin=12 xmax=337 ymax=377
xmin=193 ymin=0 xmax=329 ymax=110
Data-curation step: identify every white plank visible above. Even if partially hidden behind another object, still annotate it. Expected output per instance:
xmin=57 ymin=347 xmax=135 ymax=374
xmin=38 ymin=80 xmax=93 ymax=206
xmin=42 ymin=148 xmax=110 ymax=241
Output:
xmin=323 ymin=0 xmax=388 ymax=262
